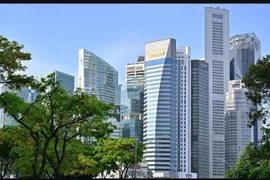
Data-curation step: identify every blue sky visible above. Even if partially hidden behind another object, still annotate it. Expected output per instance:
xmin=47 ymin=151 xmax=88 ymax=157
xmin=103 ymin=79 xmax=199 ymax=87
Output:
xmin=0 ymin=4 xmax=269 ymax=86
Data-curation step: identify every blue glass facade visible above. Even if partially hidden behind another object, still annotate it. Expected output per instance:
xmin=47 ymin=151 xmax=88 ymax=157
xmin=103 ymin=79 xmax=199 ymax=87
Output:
xmin=143 ymin=38 xmax=178 ymax=177
xmin=121 ymin=84 xmax=144 ymax=142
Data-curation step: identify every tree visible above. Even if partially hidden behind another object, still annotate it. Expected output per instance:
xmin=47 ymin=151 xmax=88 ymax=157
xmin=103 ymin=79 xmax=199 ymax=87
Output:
xmin=242 ymin=55 xmax=270 ymax=126
xmin=225 ymin=143 xmax=260 ymax=178
xmin=46 ymin=138 xmax=99 ymax=178
xmin=0 ymin=126 xmax=17 ymax=179
xmin=0 ymin=73 xmax=115 ymax=178
xmin=94 ymin=138 xmax=146 ymax=179
xmin=0 ymin=35 xmax=35 ymax=90
xmin=0 ymin=125 xmax=35 ymax=178
xmin=225 ymin=128 xmax=270 ymax=178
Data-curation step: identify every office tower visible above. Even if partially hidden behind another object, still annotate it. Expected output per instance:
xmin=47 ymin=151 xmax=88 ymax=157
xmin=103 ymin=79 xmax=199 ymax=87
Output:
xmin=205 ymin=7 xmax=230 ymax=178
xmin=143 ymin=38 xmax=178 ymax=178
xmin=229 ymin=33 xmax=261 ymax=80
xmin=126 ymin=56 xmax=145 ymax=89
xmin=190 ymin=60 xmax=209 ymax=178
xmin=229 ymin=33 xmax=262 ymax=147
xmin=0 ymin=86 xmax=37 ymax=128
xmin=121 ymin=84 xmax=144 ymax=142
xmin=224 ymin=80 xmax=255 ymax=171
xmin=41 ymin=70 xmax=75 ymax=95
xmin=121 ymin=56 xmax=145 ymax=142
xmin=176 ymin=47 xmax=192 ymax=177
xmin=78 ymin=49 xmax=119 ymax=104
xmin=108 ymin=118 xmax=122 ymax=139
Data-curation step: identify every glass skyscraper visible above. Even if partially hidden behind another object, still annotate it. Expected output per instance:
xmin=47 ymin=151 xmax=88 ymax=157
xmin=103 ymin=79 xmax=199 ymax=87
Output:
xmin=229 ymin=33 xmax=261 ymax=80
xmin=191 ymin=60 xmax=209 ymax=178
xmin=120 ymin=83 xmax=144 ymax=142
xmin=143 ymin=38 xmax=178 ymax=178
xmin=78 ymin=49 xmax=119 ymax=105
xmin=225 ymin=33 xmax=262 ymax=173
xmin=120 ymin=56 xmax=145 ymax=142
xmin=41 ymin=70 xmax=75 ymax=95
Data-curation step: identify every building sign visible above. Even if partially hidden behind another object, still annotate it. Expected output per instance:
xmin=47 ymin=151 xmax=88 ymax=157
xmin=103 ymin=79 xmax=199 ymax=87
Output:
xmin=147 ymin=52 xmax=165 ymax=59
xmin=145 ymin=39 xmax=172 ymax=61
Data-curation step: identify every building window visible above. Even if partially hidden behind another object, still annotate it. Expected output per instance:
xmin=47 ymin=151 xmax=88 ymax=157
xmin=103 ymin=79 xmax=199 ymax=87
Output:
xmin=212 ymin=13 xmax=223 ymax=19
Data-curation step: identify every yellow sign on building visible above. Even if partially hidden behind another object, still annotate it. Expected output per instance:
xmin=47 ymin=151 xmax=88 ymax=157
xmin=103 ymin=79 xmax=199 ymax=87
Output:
xmin=147 ymin=52 xmax=165 ymax=59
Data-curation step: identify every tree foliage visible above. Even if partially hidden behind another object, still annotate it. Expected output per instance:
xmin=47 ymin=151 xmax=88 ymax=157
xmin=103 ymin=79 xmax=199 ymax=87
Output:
xmin=225 ymin=127 xmax=270 ymax=178
xmin=0 ymin=126 xmax=18 ymax=179
xmin=93 ymin=138 xmax=146 ymax=179
xmin=0 ymin=35 xmax=35 ymax=90
xmin=0 ymin=35 xmax=146 ymax=179
xmin=225 ymin=56 xmax=270 ymax=179
xmin=0 ymin=73 xmax=115 ymax=178
xmin=242 ymin=55 xmax=270 ymax=126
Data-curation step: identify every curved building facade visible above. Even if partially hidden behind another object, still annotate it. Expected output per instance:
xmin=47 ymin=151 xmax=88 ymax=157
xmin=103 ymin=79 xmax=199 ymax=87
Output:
xmin=78 ymin=49 xmax=118 ymax=104
xmin=143 ymin=38 xmax=178 ymax=178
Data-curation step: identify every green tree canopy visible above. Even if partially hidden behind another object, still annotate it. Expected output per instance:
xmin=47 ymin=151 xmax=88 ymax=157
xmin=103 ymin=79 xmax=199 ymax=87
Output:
xmin=242 ymin=55 xmax=270 ymax=126
xmin=0 ymin=73 xmax=115 ymax=178
xmin=93 ymin=138 xmax=146 ymax=179
xmin=0 ymin=35 xmax=35 ymax=90
xmin=225 ymin=55 xmax=270 ymax=179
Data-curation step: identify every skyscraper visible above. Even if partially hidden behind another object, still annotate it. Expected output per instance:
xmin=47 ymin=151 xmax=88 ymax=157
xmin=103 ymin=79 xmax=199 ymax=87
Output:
xmin=120 ymin=56 xmax=145 ymax=142
xmin=120 ymin=84 xmax=144 ymax=142
xmin=225 ymin=80 xmax=253 ymax=171
xmin=126 ymin=56 xmax=145 ymax=89
xmin=205 ymin=7 xmax=230 ymax=178
xmin=41 ymin=70 xmax=75 ymax=95
xmin=78 ymin=49 xmax=119 ymax=104
xmin=225 ymin=33 xmax=262 ymax=171
xmin=143 ymin=38 xmax=178 ymax=178
xmin=191 ymin=60 xmax=209 ymax=178
xmin=176 ymin=46 xmax=192 ymax=176
xmin=229 ymin=33 xmax=261 ymax=80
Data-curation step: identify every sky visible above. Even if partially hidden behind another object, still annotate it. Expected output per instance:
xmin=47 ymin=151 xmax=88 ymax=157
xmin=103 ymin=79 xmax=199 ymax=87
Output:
xmin=0 ymin=4 xmax=269 ymax=86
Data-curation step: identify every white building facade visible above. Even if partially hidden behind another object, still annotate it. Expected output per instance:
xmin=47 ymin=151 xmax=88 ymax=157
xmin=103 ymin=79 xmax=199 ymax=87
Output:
xmin=205 ymin=7 xmax=230 ymax=178
xmin=126 ymin=56 xmax=145 ymax=89
xmin=176 ymin=46 xmax=192 ymax=177
xmin=225 ymin=80 xmax=253 ymax=171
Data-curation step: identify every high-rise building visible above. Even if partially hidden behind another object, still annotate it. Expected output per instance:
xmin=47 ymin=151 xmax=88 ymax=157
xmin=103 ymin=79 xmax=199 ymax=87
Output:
xmin=41 ymin=70 xmax=75 ymax=95
xmin=126 ymin=56 xmax=145 ymax=89
xmin=120 ymin=84 xmax=144 ymax=142
xmin=224 ymin=80 xmax=255 ymax=171
xmin=0 ymin=86 xmax=37 ymax=128
xmin=108 ymin=118 xmax=122 ymax=139
xmin=225 ymin=33 xmax=262 ymax=171
xmin=176 ymin=46 xmax=192 ymax=176
xmin=143 ymin=38 xmax=178 ymax=178
xmin=229 ymin=33 xmax=261 ymax=80
xmin=78 ymin=49 xmax=119 ymax=104
xmin=205 ymin=7 xmax=230 ymax=178
xmin=190 ymin=60 xmax=209 ymax=178
xmin=121 ymin=56 xmax=145 ymax=142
